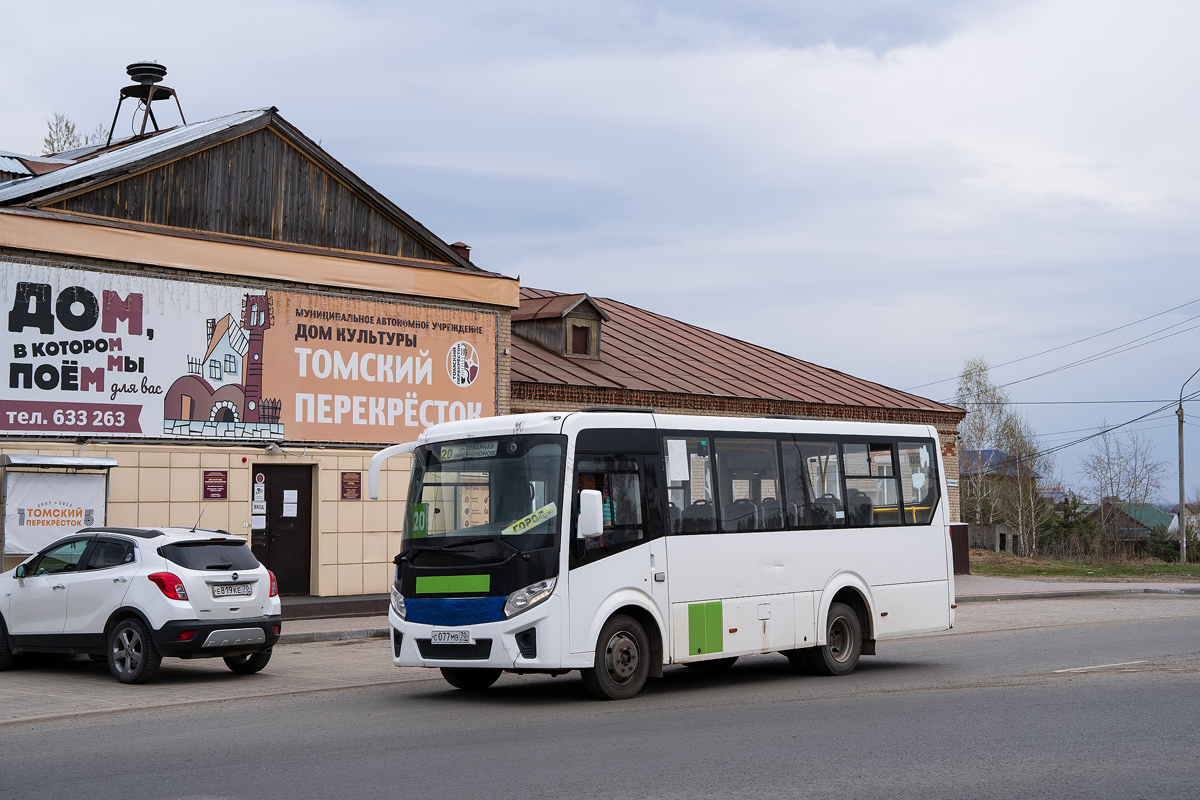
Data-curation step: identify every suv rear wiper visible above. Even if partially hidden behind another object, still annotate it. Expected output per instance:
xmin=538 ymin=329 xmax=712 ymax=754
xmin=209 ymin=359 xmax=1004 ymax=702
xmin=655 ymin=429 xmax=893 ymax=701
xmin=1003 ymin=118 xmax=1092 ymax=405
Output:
xmin=207 ymin=562 xmax=234 ymax=570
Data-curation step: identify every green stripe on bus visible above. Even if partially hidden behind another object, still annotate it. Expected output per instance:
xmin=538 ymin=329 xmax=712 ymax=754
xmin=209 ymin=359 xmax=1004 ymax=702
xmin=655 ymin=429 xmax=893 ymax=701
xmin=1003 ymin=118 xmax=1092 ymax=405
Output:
xmin=687 ymin=601 xmax=724 ymax=655
xmin=704 ymin=601 xmax=723 ymax=654
xmin=414 ymin=575 xmax=491 ymax=594
xmin=688 ymin=603 xmax=706 ymax=655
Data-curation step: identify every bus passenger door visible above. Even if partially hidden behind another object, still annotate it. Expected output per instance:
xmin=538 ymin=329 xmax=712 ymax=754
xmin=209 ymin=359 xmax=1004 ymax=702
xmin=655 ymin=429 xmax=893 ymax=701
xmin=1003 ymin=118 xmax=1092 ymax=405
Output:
xmin=567 ymin=451 xmax=666 ymax=654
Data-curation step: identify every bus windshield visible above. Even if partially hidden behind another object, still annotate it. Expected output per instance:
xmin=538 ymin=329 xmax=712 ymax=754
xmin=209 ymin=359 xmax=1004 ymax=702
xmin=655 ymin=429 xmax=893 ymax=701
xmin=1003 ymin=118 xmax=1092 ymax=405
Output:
xmin=403 ymin=434 xmax=566 ymax=552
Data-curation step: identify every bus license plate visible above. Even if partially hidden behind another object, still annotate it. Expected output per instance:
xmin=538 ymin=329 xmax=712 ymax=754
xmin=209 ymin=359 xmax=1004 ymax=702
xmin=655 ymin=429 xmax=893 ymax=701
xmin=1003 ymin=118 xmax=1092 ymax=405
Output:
xmin=430 ymin=629 xmax=471 ymax=644
xmin=213 ymin=583 xmax=253 ymax=598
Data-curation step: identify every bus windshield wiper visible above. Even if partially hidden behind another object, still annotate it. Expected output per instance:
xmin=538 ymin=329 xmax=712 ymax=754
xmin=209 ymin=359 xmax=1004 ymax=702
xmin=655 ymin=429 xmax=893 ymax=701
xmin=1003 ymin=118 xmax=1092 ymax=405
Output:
xmin=439 ymin=535 xmax=525 ymax=557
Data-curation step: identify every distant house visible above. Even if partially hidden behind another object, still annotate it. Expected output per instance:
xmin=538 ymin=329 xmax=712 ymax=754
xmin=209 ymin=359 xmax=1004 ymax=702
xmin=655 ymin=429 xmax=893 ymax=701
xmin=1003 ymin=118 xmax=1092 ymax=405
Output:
xmin=1083 ymin=500 xmax=1174 ymax=546
xmin=1166 ymin=503 xmax=1200 ymax=540
xmin=960 ymin=449 xmax=1042 ymax=480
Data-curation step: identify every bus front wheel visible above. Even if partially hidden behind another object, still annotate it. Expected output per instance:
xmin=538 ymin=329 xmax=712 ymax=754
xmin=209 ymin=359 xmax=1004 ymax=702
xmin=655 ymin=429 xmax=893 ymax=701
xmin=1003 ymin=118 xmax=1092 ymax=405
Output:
xmin=441 ymin=667 xmax=501 ymax=691
xmin=804 ymin=602 xmax=862 ymax=677
xmin=581 ymin=614 xmax=650 ymax=700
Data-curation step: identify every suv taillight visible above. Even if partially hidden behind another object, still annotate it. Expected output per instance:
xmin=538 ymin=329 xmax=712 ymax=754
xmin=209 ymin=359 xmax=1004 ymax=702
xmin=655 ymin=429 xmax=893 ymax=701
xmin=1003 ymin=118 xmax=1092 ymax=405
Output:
xmin=148 ymin=572 xmax=188 ymax=600
xmin=268 ymin=570 xmax=278 ymax=597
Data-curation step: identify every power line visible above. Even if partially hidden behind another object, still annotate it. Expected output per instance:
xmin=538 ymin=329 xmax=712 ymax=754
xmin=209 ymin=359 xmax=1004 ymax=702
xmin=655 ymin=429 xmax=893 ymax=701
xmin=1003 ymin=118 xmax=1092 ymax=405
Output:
xmin=907 ymin=295 xmax=1200 ymax=391
xmin=968 ymin=388 xmax=1200 ymax=476
xmin=955 ymin=399 xmax=1200 ymax=405
xmin=995 ymin=317 xmax=1200 ymax=390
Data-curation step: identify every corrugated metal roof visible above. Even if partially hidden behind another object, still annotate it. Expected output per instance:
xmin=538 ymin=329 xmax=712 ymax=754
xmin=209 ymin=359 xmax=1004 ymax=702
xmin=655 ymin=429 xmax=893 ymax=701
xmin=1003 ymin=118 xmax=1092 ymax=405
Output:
xmin=0 ymin=109 xmax=271 ymax=205
xmin=511 ymin=292 xmax=609 ymax=322
xmin=512 ymin=287 xmax=963 ymax=415
xmin=0 ymin=156 xmax=32 ymax=176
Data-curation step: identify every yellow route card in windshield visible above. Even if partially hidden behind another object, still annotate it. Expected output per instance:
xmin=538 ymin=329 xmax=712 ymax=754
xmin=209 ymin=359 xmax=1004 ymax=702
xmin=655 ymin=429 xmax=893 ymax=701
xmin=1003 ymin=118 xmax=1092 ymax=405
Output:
xmin=502 ymin=502 xmax=558 ymax=536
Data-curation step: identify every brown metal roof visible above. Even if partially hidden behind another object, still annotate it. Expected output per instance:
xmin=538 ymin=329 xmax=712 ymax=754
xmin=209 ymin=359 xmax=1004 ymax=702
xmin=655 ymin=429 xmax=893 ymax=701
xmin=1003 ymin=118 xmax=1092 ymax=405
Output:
xmin=511 ymin=293 xmax=609 ymax=322
xmin=512 ymin=287 xmax=963 ymax=416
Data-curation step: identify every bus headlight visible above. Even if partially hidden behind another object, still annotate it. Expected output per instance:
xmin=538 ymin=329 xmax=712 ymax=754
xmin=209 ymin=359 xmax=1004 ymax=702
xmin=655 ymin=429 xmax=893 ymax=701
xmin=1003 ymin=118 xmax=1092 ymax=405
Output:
xmin=504 ymin=577 xmax=556 ymax=618
xmin=390 ymin=585 xmax=406 ymax=619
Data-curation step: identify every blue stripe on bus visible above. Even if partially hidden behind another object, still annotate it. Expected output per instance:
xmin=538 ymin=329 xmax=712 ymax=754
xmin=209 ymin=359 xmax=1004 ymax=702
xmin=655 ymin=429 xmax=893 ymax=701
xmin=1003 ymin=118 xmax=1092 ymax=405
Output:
xmin=405 ymin=596 xmax=507 ymax=626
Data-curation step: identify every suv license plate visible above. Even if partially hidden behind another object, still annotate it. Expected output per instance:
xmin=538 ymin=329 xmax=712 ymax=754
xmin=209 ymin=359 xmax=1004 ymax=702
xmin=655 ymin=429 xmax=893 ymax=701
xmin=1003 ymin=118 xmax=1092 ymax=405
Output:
xmin=213 ymin=583 xmax=253 ymax=598
xmin=430 ymin=629 xmax=471 ymax=644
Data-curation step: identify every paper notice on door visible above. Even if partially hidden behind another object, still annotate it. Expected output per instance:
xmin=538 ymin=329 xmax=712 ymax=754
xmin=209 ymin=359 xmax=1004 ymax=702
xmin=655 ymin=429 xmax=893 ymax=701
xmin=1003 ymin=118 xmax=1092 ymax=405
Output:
xmin=666 ymin=438 xmax=690 ymax=483
xmin=282 ymin=503 xmax=298 ymax=518
xmin=283 ymin=489 xmax=298 ymax=503
xmin=251 ymin=515 xmax=267 ymax=530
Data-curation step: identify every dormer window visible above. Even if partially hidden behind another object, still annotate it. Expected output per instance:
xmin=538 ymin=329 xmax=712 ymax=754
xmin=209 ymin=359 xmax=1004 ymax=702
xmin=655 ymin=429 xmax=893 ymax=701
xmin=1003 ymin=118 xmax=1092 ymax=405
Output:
xmin=571 ymin=325 xmax=590 ymax=355
xmin=511 ymin=291 xmax=609 ymax=361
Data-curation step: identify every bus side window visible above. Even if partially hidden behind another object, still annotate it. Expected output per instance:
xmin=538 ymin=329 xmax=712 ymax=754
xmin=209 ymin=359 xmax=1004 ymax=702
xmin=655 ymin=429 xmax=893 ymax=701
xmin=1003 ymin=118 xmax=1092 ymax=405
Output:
xmin=844 ymin=442 xmax=901 ymax=526
xmin=714 ymin=438 xmax=783 ymax=532
xmin=663 ymin=437 xmax=716 ymax=534
xmin=782 ymin=438 xmax=845 ymax=529
xmin=899 ymin=441 xmax=940 ymax=524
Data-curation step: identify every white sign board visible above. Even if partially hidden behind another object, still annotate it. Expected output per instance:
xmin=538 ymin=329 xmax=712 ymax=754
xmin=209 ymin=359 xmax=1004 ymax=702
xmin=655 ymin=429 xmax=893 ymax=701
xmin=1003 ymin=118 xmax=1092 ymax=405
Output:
xmin=3 ymin=471 xmax=106 ymax=554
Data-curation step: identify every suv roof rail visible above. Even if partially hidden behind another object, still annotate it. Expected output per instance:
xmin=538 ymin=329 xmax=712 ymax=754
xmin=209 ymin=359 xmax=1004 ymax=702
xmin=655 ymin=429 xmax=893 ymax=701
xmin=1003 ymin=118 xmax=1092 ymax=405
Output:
xmin=578 ymin=407 xmax=655 ymax=414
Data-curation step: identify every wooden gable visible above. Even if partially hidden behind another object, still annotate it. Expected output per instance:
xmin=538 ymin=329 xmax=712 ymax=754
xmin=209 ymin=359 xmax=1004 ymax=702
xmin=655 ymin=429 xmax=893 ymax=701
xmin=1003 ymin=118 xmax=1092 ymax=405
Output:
xmin=41 ymin=126 xmax=450 ymax=264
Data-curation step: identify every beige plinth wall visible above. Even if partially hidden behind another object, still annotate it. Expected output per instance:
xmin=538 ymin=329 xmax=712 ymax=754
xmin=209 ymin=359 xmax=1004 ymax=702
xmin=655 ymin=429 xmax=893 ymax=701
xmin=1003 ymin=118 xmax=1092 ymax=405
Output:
xmin=0 ymin=441 xmax=412 ymax=595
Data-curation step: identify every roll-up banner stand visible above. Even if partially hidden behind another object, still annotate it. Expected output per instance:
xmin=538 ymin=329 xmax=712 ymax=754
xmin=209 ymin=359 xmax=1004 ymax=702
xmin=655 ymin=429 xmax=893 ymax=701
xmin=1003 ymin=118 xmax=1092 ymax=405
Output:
xmin=0 ymin=455 xmax=118 ymax=566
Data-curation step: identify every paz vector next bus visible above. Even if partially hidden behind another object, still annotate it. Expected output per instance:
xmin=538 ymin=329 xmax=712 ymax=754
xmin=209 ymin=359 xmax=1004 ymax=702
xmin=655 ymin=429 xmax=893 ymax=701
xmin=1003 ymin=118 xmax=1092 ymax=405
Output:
xmin=367 ymin=410 xmax=955 ymax=700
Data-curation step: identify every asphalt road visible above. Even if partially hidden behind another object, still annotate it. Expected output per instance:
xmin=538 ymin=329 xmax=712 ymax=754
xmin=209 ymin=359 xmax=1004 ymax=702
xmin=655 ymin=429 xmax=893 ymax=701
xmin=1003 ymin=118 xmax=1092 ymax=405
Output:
xmin=3 ymin=604 xmax=1199 ymax=800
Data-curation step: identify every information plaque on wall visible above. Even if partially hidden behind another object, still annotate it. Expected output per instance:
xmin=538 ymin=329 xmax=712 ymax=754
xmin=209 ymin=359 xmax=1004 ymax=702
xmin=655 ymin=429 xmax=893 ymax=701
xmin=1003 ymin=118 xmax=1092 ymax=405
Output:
xmin=341 ymin=471 xmax=361 ymax=501
xmin=202 ymin=470 xmax=228 ymax=500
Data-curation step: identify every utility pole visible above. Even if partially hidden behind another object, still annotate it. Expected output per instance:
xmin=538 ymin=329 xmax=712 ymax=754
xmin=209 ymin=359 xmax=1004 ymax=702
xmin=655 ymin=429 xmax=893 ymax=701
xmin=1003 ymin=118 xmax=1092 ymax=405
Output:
xmin=1179 ymin=367 xmax=1200 ymax=565
xmin=1180 ymin=402 xmax=1187 ymax=565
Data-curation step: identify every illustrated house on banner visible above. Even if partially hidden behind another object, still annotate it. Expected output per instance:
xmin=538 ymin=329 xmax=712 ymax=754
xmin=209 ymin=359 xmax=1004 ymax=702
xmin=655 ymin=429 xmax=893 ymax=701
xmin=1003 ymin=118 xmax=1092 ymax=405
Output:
xmin=164 ymin=293 xmax=280 ymax=439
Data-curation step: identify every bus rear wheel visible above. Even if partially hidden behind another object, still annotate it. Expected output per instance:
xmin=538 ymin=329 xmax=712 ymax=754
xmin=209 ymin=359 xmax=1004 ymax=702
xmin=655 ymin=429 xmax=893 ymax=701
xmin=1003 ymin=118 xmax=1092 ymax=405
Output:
xmin=806 ymin=602 xmax=862 ymax=676
xmin=440 ymin=667 xmax=501 ymax=691
xmin=581 ymin=614 xmax=650 ymax=700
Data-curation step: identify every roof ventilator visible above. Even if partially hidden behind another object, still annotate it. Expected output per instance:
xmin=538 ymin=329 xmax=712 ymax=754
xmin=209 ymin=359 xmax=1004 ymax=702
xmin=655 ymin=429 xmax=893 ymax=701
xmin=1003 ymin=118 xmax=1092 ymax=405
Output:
xmin=106 ymin=61 xmax=187 ymax=147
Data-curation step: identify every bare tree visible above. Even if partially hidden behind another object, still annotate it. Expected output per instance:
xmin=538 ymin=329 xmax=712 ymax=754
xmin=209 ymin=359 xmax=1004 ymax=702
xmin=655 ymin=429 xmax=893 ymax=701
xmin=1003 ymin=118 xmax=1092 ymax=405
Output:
xmin=955 ymin=356 xmax=1055 ymax=554
xmin=1078 ymin=425 xmax=1166 ymax=545
xmin=993 ymin=413 xmax=1055 ymax=555
xmin=955 ymin=357 xmax=1010 ymax=525
xmin=42 ymin=111 xmax=106 ymax=155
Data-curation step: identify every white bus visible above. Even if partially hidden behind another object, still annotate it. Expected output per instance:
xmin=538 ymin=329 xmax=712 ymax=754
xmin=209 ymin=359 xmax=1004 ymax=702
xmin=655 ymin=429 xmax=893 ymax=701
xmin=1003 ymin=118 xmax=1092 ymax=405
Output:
xmin=368 ymin=410 xmax=954 ymax=700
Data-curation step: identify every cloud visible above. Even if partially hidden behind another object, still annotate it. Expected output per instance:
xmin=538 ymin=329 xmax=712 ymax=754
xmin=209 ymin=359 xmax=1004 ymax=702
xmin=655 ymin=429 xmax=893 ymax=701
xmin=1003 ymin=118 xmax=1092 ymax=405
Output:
xmin=2 ymin=0 xmax=1199 ymax=491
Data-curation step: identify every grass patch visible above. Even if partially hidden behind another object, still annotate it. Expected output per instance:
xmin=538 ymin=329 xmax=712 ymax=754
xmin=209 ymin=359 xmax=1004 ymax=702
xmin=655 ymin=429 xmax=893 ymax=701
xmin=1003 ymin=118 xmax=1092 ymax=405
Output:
xmin=969 ymin=548 xmax=1200 ymax=580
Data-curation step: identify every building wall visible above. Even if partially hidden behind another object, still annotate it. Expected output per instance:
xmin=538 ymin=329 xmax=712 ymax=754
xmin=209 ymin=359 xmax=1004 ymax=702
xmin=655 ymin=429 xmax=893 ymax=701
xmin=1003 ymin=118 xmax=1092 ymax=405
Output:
xmin=0 ymin=440 xmax=413 ymax=594
xmin=0 ymin=246 xmax=513 ymax=592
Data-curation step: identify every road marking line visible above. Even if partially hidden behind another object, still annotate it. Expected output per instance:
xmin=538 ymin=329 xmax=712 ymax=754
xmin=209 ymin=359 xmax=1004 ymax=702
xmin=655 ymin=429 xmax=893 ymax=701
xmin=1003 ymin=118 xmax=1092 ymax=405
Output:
xmin=1053 ymin=660 xmax=1148 ymax=673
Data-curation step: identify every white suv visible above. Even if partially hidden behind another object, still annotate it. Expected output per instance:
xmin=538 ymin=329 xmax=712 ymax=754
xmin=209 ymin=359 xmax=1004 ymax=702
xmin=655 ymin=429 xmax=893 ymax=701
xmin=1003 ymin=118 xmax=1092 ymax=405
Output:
xmin=0 ymin=527 xmax=282 ymax=684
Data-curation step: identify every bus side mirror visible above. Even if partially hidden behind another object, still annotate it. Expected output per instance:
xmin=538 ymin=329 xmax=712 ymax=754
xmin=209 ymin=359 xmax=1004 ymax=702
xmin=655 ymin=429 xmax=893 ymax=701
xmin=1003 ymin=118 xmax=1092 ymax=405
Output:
xmin=579 ymin=490 xmax=604 ymax=539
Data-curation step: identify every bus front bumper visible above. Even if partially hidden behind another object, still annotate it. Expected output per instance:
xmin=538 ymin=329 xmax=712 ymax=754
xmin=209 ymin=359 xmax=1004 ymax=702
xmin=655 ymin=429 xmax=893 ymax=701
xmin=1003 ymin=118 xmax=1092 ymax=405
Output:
xmin=389 ymin=595 xmax=565 ymax=670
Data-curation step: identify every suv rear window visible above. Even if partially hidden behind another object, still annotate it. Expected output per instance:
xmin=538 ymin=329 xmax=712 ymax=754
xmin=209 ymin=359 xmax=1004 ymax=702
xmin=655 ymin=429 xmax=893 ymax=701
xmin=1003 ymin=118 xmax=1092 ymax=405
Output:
xmin=158 ymin=541 xmax=260 ymax=571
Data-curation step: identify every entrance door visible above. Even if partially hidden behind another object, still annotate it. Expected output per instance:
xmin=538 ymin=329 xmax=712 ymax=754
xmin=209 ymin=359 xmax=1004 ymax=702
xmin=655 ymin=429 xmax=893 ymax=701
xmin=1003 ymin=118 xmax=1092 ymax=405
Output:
xmin=251 ymin=465 xmax=313 ymax=595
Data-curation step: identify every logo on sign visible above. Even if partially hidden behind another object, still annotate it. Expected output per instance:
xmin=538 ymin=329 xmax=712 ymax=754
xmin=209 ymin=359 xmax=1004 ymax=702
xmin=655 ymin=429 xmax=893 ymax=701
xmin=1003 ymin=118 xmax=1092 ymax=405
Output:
xmin=446 ymin=341 xmax=479 ymax=388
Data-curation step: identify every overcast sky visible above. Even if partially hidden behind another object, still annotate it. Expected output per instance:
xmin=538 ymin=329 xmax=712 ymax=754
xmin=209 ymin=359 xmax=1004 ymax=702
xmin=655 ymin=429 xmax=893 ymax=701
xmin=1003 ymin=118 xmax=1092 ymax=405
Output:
xmin=3 ymin=0 xmax=1198 ymax=500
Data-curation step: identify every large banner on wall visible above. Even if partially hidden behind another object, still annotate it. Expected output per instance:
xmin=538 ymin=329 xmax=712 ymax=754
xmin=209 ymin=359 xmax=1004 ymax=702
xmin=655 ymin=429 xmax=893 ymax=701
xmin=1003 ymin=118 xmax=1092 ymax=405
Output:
xmin=0 ymin=262 xmax=497 ymax=443
xmin=2 ymin=471 xmax=107 ymax=554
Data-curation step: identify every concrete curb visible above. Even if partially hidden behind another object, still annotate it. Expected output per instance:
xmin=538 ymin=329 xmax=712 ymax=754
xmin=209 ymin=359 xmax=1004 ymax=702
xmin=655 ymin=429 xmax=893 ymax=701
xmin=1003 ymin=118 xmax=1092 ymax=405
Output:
xmin=957 ymin=587 xmax=1200 ymax=603
xmin=278 ymin=628 xmax=389 ymax=644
